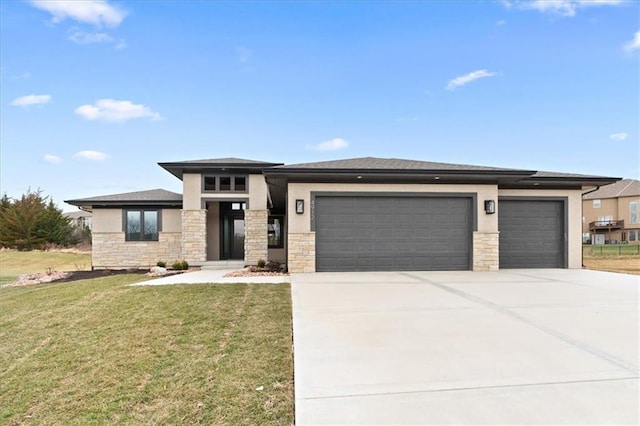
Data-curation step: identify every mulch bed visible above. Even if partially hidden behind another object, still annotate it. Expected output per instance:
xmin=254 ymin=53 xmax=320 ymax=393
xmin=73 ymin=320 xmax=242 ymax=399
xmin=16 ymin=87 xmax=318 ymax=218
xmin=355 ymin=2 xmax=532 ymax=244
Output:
xmin=54 ymin=269 xmax=149 ymax=283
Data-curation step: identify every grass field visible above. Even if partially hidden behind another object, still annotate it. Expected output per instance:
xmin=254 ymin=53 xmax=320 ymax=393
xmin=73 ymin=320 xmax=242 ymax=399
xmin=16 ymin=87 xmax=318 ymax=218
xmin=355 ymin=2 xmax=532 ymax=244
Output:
xmin=583 ymin=256 xmax=640 ymax=275
xmin=0 ymin=250 xmax=91 ymax=285
xmin=0 ymin=276 xmax=294 ymax=425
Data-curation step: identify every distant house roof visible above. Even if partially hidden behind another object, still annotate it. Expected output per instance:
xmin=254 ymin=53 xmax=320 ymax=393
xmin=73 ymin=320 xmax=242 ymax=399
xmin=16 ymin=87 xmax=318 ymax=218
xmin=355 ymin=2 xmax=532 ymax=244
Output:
xmin=65 ymin=189 xmax=182 ymax=210
xmin=582 ymin=179 xmax=640 ymax=200
xmin=159 ymin=157 xmax=283 ymax=179
xmin=63 ymin=210 xmax=92 ymax=219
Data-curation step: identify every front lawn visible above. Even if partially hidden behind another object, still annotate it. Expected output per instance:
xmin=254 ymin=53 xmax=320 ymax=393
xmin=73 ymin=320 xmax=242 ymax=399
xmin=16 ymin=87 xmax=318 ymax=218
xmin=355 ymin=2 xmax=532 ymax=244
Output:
xmin=0 ymin=275 xmax=293 ymax=424
xmin=0 ymin=249 xmax=92 ymax=284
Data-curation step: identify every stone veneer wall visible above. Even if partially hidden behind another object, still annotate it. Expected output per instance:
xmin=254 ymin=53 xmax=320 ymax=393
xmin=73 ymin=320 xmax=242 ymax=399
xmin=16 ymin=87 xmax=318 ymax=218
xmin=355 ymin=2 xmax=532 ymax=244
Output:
xmin=288 ymin=232 xmax=316 ymax=273
xmin=92 ymin=232 xmax=182 ymax=269
xmin=182 ymin=210 xmax=206 ymax=263
xmin=473 ymin=231 xmax=499 ymax=271
xmin=245 ymin=209 xmax=268 ymax=264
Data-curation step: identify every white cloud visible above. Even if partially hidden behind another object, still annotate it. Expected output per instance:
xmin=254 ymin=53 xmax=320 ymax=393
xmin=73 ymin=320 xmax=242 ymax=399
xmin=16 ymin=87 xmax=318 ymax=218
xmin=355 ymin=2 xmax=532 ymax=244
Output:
xmin=115 ymin=39 xmax=127 ymax=50
xmin=68 ymin=28 xmax=113 ymax=44
xmin=43 ymin=154 xmax=63 ymax=164
xmin=624 ymin=30 xmax=640 ymax=52
xmin=73 ymin=150 xmax=110 ymax=161
xmin=10 ymin=94 xmax=52 ymax=107
xmin=609 ymin=132 xmax=628 ymax=141
xmin=446 ymin=70 xmax=497 ymax=90
xmin=311 ymin=138 xmax=349 ymax=151
xmin=29 ymin=0 xmax=126 ymax=27
xmin=74 ymin=99 xmax=163 ymax=122
xmin=504 ymin=0 xmax=624 ymax=17
xmin=496 ymin=19 xmax=506 ymax=26
xmin=11 ymin=71 xmax=31 ymax=80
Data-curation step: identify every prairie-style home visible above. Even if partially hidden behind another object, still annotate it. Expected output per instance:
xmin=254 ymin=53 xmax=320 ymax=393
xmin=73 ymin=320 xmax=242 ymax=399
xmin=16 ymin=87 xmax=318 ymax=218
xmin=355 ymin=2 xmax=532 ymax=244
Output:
xmin=582 ymin=179 xmax=640 ymax=244
xmin=65 ymin=157 xmax=619 ymax=272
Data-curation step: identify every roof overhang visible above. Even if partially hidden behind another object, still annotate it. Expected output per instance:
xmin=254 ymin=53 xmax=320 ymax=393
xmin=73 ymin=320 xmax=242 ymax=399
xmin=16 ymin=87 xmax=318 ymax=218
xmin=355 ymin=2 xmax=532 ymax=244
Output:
xmin=159 ymin=161 xmax=284 ymax=180
xmin=65 ymin=200 xmax=183 ymax=212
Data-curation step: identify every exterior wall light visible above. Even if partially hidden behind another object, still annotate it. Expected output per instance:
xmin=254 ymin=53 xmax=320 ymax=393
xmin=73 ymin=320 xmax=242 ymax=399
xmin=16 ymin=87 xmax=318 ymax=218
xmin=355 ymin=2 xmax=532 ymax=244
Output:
xmin=484 ymin=200 xmax=496 ymax=214
xmin=295 ymin=199 xmax=304 ymax=214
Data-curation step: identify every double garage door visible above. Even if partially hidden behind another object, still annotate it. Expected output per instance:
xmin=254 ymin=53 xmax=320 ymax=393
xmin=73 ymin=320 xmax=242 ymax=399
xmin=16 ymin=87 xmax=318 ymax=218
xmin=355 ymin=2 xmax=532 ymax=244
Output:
xmin=315 ymin=195 xmax=473 ymax=272
xmin=314 ymin=195 xmax=566 ymax=272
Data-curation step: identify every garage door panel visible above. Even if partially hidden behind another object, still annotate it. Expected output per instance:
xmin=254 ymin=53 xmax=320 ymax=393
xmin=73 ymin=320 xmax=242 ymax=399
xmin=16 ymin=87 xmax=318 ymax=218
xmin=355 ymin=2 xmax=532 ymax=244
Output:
xmin=315 ymin=196 xmax=472 ymax=272
xmin=499 ymin=199 xmax=564 ymax=269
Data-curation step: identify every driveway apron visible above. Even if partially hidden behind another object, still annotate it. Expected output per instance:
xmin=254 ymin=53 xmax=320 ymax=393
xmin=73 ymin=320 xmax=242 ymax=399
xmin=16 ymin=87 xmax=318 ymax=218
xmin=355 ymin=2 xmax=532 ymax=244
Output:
xmin=291 ymin=269 xmax=639 ymax=425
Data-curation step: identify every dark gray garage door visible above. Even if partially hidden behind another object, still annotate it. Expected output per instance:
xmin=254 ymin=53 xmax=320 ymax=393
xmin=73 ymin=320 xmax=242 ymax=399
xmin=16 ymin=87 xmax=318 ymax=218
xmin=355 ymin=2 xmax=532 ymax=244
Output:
xmin=315 ymin=196 xmax=472 ymax=272
xmin=499 ymin=199 xmax=565 ymax=268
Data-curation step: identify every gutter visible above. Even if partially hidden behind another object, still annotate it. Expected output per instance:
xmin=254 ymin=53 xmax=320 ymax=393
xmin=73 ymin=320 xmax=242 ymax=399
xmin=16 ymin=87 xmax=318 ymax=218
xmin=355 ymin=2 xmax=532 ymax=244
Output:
xmin=582 ymin=186 xmax=600 ymax=197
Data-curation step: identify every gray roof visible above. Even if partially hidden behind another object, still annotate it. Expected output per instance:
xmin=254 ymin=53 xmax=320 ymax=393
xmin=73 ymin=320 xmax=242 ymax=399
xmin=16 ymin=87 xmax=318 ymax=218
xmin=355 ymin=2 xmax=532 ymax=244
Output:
xmin=583 ymin=179 xmax=640 ymax=200
xmin=65 ymin=189 xmax=182 ymax=206
xmin=159 ymin=157 xmax=284 ymax=180
xmin=63 ymin=210 xmax=92 ymax=219
xmin=274 ymin=157 xmax=527 ymax=172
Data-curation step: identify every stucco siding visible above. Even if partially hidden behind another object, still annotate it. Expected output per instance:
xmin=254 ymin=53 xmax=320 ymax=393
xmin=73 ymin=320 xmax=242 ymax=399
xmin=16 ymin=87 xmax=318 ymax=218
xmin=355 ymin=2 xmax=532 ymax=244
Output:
xmin=92 ymin=209 xmax=122 ymax=232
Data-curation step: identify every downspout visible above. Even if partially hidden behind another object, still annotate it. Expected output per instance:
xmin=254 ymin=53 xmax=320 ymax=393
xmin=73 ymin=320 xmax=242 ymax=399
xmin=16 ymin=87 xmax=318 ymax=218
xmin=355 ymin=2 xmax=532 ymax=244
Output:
xmin=581 ymin=186 xmax=600 ymax=268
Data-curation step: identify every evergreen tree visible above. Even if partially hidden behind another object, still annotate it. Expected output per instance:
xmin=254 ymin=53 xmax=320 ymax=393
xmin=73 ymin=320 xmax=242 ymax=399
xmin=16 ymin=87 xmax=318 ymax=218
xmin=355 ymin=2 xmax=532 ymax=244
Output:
xmin=0 ymin=190 xmax=73 ymax=250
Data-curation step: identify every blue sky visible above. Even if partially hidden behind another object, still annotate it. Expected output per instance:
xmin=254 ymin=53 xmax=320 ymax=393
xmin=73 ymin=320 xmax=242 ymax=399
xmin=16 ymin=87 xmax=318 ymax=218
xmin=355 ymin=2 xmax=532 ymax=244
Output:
xmin=1 ymin=0 xmax=638 ymax=211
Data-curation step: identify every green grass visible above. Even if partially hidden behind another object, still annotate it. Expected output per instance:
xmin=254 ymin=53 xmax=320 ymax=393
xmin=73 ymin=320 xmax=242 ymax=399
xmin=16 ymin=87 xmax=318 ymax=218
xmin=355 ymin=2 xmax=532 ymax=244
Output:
xmin=0 ymin=250 xmax=92 ymax=284
xmin=0 ymin=275 xmax=294 ymax=425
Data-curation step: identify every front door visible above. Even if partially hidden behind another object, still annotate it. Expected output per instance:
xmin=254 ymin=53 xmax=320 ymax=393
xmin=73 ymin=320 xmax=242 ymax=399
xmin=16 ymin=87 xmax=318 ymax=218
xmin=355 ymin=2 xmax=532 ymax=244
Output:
xmin=221 ymin=202 xmax=246 ymax=260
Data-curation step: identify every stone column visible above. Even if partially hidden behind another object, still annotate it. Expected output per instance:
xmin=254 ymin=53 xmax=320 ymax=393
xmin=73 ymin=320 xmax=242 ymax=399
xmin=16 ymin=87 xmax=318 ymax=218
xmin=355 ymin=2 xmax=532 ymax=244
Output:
xmin=287 ymin=232 xmax=316 ymax=273
xmin=473 ymin=231 xmax=499 ymax=271
xmin=244 ymin=209 xmax=268 ymax=264
xmin=182 ymin=210 xmax=206 ymax=263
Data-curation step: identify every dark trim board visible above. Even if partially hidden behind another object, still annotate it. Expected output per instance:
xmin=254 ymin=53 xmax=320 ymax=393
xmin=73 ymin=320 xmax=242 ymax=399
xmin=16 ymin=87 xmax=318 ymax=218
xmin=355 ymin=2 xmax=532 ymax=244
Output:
xmin=498 ymin=196 xmax=569 ymax=269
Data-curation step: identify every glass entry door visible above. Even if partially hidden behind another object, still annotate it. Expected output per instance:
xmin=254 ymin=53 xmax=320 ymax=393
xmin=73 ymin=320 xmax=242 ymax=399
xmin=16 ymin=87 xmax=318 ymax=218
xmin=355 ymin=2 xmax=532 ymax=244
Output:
xmin=221 ymin=202 xmax=246 ymax=260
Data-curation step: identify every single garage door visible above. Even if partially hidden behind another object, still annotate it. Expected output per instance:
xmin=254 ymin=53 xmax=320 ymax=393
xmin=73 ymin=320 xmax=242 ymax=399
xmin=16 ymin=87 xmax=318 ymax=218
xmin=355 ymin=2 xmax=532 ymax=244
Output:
xmin=499 ymin=199 xmax=565 ymax=268
xmin=315 ymin=196 xmax=472 ymax=272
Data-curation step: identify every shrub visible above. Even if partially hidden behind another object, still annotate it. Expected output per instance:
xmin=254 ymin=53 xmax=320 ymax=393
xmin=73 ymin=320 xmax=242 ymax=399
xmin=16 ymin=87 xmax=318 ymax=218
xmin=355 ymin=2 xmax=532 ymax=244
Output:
xmin=172 ymin=260 xmax=189 ymax=270
xmin=157 ymin=261 xmax=166 ymax=268
xmin=257 ymin=259 xmax=266 ymax=268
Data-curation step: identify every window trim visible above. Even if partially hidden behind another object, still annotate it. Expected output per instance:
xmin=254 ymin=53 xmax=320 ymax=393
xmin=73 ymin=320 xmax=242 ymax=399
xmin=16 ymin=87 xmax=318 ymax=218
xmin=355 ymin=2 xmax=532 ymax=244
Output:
xmin=202 ymin=175 xmax=249 ymax=193
xmin=123 ymin=208 xmax=162 ymax=241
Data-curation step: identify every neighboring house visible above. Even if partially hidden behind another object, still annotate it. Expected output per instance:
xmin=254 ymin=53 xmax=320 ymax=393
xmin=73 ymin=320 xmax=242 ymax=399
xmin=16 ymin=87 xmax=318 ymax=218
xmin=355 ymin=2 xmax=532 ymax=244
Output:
xmin=65 ymin=157 xmax=618 ymax=272
xmin=582 ymin=179 xmax=640 ymax=244
xmin=63 ymin=210 xmax=92 ymax=230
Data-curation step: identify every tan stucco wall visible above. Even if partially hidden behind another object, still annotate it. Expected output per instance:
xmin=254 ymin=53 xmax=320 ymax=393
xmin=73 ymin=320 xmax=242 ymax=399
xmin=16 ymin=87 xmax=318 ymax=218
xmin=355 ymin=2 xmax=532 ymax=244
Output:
xmin=499 ymin=188 xmax=582 ymax=269
xmin=183 ymin=173 xmax=201 ymax=210
xmin=249 ymin=174 xmax=268 ymax=210
xmin=162 ymin=209 xmax=182 ymax=232
xmin=92 ymin=209 xmax=122 ymax=232
xmin=287 ymin=182 xmax=499 ymax=234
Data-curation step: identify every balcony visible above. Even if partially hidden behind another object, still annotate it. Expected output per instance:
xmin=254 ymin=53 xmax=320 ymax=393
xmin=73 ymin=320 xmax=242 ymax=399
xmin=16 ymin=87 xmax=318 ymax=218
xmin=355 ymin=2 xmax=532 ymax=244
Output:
xmin=589 ymin=219 xmax=624 ymax=231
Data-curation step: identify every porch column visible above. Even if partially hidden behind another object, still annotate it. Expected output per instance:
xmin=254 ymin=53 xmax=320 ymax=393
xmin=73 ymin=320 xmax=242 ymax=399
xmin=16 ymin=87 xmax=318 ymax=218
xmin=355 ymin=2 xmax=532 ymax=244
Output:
xmin=244 ymin=209 xmax=268 ymax=264
xmin=182 ymin=209 xmax=206 ymax=263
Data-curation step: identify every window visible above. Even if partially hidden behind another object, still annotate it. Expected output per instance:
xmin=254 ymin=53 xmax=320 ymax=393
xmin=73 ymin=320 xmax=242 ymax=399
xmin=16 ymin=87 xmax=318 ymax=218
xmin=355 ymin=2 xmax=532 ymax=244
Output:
xmin=202 ymin=175 xmax=248 ymax=192
xmin=630 ymin=201 xmax=639 ymax=224
xmin=125 ymin=209 xmax=159 ymax=241
xmin=593 ymin=199 xmax=601 ymax=208
xmin=268 ymin=216 xmax=284 ymax=248
xmin=630 ymin=230 xmax=637 ymax=242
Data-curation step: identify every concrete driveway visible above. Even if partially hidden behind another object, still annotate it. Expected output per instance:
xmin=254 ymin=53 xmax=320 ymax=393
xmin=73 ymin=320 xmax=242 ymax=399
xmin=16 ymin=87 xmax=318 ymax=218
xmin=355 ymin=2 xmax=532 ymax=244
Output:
xmin=291 ymin=269 xmax=639 ymax=425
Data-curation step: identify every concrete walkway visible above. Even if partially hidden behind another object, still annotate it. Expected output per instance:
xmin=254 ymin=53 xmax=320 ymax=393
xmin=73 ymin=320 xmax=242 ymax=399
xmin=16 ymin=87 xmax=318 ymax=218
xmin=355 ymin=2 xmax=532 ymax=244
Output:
xmin=292 ymin=269 xmax=639 ymax=425
xmin=131 ymin=269 xmax=290 ymax=285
